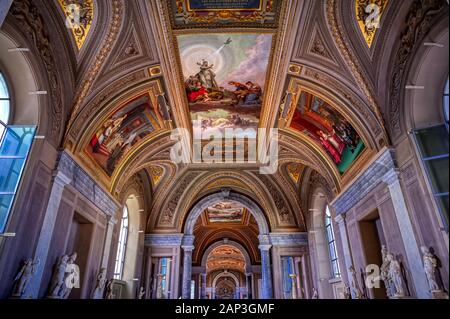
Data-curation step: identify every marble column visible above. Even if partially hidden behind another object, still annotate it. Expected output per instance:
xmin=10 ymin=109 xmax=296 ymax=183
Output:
xmin=181 ymin=245 xmax=194 ymax=299
xmin=335 ymin=213 xmax=355 ymax=297
xmin=0 ymin=0 xmax=13 ymax=27
xmin=28 ymin=170 xmax=72 ymax=298
xmin=101 ymin=215 xmax=118 ymax=269
xmin=200 ymin=273 xmax=207 ymax=299
xmin=383 ymin=169 xmax=430 ymax=298
xmin=245 ymin=273 xmax=251 ymax=299
xmin=259 ymin=245 xmax=273 ymax=299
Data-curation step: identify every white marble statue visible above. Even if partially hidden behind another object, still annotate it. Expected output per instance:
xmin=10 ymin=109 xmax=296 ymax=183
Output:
xmin=311 ymin=287 xmax=318 ymax=299
xmin=60 ymin=252 xmax=78 ymax=299
xmin=349 ymin=265 xmax=365 ymax=299
xmin=12 ymin=258 xmax=39 ymax=298
xmin=47 ymin=255 xmax=70 ymax=298
xmin=421 ymin=246 xmax=441 ymax=292
xmin=138 ymin=286 xmax=146 ymax=299
xmin=380 ymin=245 xmax=395 ymax=297
xmin=386 ymin=252 xmax=406 ymax=297
xmin=343 ymin=283 xmax=351 ymax=299
xmin=105 ymin=279 xmax=115 ymax=299
xmin=92 ymin=268 xmax=107 ymax=299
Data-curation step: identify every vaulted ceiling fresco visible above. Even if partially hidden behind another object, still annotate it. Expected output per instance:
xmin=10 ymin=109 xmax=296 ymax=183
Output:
xmin=289 ymin=92 xmax=366 ymax=174
xmin=177 ymin=33 xmax=273 ymax=138
xmin=206 ymin=245 xmax=246 ymax=273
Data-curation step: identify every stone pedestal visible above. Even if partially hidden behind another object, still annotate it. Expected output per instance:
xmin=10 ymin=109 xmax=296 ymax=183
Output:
xmin=431 ymin=290 xmax=449 ymax=299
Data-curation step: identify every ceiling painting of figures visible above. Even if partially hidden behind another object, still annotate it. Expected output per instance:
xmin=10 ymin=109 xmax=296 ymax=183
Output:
xmin=177 ymin=33 xmax=273 ymax=139
xmin=290 ymin=92 xmax=365 ymax=174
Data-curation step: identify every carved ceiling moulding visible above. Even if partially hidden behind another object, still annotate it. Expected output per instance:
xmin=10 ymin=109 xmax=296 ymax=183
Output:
xmin=355 ymin=0 xmax=388 ymax=48
xmin=57 ymin=0 xmax=94 ymax=50
xmin=326 ymin=0 xmax=387 ymax=137
xmin=168 ymin=0 xmax=282 ymax=29
xmin=64 ymin=0 xmax=124 ymax=141
xmin=388 ymin=0 xmax=447 ymax=139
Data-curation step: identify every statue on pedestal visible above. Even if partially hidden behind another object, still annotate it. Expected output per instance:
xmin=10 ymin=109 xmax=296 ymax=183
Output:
xmin=47 ymin=255 xmax=70 ymax=298
xmin=105 ymin=279 xmax=115 ymax=299
xmin=60 ymin=252 xmax=79 ymax=299
xmin=12 ymin=258 xmax=39 ymax=298
xmin=349 ymin=265 xmax=365 ymax=299
xmin=386 ymin=252 xmax=406 ymax=298
xmin=380 ymin=245 xmax=395 ymax=297
xmin=421 ymin=246 xmax=440 ymax=291
xmin=311 ymin=287 xmax=318 ymax=299
xmin=343 ymin=283 xmax=351 ymax=299
xmin=92 ymin=268 xmax=107 ymax=299
xmin=138 ymin=286 xmax=146 ymax=299
xmin=420 ymin=246 xmax=448 ymax=299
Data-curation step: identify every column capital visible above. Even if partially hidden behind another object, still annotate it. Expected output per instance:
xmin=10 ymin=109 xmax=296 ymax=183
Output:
xmin=258 ymin=244 xmax=272 ymax=251
xmin=382 ymin=168 xmax=401 ymax=186
xmin=182 ymin=245 xmax=195 ymax=252
xmin=334 ymin=213 xmax=346 ymax=224
xmin=52 ymin=170 xmax=72 ymax=186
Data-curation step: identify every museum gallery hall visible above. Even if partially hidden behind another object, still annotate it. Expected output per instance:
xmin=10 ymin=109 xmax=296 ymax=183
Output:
xmin=0 ymin=0 xmax=448 ymax=300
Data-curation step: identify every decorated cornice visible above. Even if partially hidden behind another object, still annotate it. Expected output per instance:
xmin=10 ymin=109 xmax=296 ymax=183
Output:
xmin=58 ymin=151 xmax=120 ymax=216
xmin=330 ymin=147 xmax=396 ymax=215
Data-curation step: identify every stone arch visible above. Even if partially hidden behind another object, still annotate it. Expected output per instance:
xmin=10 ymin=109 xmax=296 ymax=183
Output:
xmin=201 ymin=240 xmax=252 ymax=273
xmin=183 ymin=190 xmax=270 ymax=236
xmin=212 ymin=271 xmax=240 ymax=290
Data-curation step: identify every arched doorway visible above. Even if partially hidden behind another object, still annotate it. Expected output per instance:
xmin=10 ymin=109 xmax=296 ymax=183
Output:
xmin=182 ymin=190 xmax=273 ymax=299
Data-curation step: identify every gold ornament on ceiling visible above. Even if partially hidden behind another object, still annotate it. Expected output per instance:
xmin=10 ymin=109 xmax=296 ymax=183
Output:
xmin=355 ymin=0 xmax=388 ymax=48
xmin=149 ymin=166 xmax=164 ymax=186
xmin=287 ymin=163 xmax=303 ymax=184
xmin=58 ymin=0 xmax=94 ymax=50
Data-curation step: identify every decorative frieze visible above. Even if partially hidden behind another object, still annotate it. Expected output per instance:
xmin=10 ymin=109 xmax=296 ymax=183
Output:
xmin=58 ymin=151 xmax=119 ymax=216
xmin=269 ymin=232 xmax=308 ymax=246
xmin=331 ymin=148 xmax=396 ymax=215
xmin=145 ymin=234 xmax=184 ymax=246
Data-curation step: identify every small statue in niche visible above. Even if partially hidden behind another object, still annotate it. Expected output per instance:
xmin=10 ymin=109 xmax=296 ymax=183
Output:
xmin=47 ymin=255 xmax=70 ymax=298
xmin=60 ymin=252 xmax=79 ymax=299
xmin=349 ymin=265 xmax=365 ymax=299
xmin=386 ymin=252 xmax=407 ymax=298
xmin=105 ymin=279 xmax=115 ymax=299
xmin=92 ymin=268 xmax=107 ymax=299
xmin=420 ymin=246 xmax=443 ymax=292
xmin=138 ymin=286 xmax=146 ymax=299
xmin=380 ymin=245 xmax=395 ymax=297
xmin=11 ymin=258 xmax=40 ymax=298
xmin=157 ymin=93 xmax=172 ymax=122
xmin=311 ymin=287 xmax=318 ymax=299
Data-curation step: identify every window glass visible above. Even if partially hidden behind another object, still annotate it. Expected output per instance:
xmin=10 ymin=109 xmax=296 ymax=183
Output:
xmin=325 ymin=206 xmax=340 ymax=278
xmin=114 ymin=206 xmax=129 ymax=279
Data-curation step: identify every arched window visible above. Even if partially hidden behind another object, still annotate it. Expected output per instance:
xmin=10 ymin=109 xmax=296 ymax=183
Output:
xmin=0 ymin=72 xmax=36 ymax=234
xmin=325 ymin=206 xmax=340 ymax=278
xmin=413 ymin=77 xmax=449 ymax=231
xmin=0 ymin=72 xmax=10 ymax=134
xmin=114 ymin=205 xmax=129 ymax=279
xmin=444 ymin=77 xmax=449 ymax=128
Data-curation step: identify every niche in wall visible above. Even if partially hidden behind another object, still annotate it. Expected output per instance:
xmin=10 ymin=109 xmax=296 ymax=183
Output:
xmin=66 ymin=212 xmax=94 ymax=299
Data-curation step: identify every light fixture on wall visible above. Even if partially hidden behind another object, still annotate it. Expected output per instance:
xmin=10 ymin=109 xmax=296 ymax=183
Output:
xmin=0 ymin=232 xmax=16 ymax=237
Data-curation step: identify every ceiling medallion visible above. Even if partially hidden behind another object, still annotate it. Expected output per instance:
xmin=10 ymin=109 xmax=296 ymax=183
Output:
xmin=58 ymin=0 xmax=94 ymax=50
xmin=355 ymin=0 xmax=388 ymax=48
